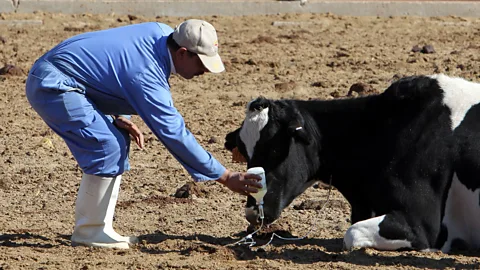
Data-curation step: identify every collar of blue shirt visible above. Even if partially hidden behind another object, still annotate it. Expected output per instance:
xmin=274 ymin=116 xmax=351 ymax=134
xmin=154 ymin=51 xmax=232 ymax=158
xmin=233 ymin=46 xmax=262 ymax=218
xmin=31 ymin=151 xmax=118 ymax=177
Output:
xmin=167 ymin=49 xmax=176 ymax=74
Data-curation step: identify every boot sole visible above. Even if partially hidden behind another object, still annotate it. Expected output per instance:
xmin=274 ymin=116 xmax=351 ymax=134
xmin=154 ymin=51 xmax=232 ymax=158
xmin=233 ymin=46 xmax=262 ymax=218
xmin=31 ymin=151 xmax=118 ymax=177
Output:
xmin=71 ymin=241 xmax=130 ymax=249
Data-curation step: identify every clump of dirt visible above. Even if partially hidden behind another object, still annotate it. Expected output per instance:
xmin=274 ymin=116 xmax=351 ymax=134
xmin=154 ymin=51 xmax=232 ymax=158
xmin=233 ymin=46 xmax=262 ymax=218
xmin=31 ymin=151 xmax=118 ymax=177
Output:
xmin=311 ymin=81 xmax=327 ymax=88
xmin=274 ymin=81 xmax=297 ymax=92
xmin=278 ymin=34 xmax=300 ymax=40
xmin=421 ymin=45 xmax=436 ymax=54
xmin=347 ymin=82 xmax=378 ymax=97
xmin=251 ymin=35 xmax=276 ymax=44
xmin=180 ymin=243 xmax=218 ymax=255
xmin=412 ymin=44 xmax=436 ymax=54
xmin=174 ymin=182 xmax=210 ymax=198
xmin=0 ymin=64 xmax=24 ymax=76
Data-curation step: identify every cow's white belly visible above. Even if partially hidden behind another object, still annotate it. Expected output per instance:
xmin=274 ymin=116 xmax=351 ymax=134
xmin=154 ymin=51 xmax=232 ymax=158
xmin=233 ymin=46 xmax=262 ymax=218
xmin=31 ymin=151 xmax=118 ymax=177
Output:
xmin=441 ymin=174 xmax=480 ymax=252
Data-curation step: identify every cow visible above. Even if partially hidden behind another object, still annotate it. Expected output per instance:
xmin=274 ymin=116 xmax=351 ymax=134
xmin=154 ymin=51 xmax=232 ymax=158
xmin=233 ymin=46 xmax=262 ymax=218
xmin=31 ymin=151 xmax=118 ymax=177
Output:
xmin=225 ymin=74 xmax=480 ymax=253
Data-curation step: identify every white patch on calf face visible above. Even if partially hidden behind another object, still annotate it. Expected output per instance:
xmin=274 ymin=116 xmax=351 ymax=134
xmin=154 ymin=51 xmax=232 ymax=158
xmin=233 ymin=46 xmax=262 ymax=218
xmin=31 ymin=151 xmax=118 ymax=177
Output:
xmin=440 ymin=174 xmax=480 ymax=252
xmin=432 ymin=74 xmax=480 ymax=130
xmin=343 ymin=215 xmax=412 ymax=251
xmin=239 ymin=106 xmax=269 ymax=159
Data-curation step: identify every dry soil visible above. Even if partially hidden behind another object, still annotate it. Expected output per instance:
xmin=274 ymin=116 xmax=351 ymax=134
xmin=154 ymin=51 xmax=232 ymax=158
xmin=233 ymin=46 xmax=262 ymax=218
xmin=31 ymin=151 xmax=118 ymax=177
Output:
xmin=1 ymin=11 xmax=480 ymax=270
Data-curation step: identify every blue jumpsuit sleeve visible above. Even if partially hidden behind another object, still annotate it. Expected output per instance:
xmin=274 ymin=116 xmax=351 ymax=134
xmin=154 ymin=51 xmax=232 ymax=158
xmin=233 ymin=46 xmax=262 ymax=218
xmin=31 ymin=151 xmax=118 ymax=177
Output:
xmin=126 ymin=68 xmax=226 ymax=182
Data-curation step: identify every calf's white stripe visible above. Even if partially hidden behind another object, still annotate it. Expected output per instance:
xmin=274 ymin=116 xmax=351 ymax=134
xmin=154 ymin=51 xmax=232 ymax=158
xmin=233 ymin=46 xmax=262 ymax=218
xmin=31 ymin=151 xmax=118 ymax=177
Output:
xmin=433 ymin=74 xmax=480 ymax=130
xmin=239 ymin=107 xmax=269 ymax=159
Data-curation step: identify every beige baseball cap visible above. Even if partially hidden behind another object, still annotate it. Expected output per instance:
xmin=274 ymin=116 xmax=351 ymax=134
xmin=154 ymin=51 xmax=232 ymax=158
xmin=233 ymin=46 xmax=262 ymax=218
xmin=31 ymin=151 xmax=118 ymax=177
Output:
xmin=172 ymin=19 xmax=225 ymax=73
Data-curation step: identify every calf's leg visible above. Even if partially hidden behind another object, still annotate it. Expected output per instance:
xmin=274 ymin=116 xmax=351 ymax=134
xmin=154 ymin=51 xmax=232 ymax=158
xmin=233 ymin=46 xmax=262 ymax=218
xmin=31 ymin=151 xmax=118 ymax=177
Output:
xmin=343 ymin=212 xmax=429 ymax=251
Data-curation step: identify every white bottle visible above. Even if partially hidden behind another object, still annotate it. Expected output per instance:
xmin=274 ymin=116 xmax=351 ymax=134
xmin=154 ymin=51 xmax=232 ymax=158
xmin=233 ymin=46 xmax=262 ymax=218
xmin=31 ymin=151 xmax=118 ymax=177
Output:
xmin=247 ymin=167 xmax=267 ymax=205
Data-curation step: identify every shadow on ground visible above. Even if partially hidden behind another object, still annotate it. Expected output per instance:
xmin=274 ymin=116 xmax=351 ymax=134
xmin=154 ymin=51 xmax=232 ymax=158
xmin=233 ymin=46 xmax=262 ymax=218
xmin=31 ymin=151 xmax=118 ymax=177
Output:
xmin=139 ymin=231 xmax=480 ymax=269
xmin=0 ymin=233 xmax=56 ymax=248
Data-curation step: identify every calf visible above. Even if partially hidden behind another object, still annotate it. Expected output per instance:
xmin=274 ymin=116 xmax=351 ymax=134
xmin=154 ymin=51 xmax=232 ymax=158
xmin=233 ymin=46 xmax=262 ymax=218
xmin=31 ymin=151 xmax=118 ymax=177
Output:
xmin=225 ymin=74 xmax=480 ymax=252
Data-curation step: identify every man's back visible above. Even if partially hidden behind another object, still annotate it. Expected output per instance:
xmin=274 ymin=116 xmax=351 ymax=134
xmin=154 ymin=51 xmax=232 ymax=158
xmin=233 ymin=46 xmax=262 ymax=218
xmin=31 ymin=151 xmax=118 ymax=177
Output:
xmin=43 ymin=22 xmax=173 ymax=101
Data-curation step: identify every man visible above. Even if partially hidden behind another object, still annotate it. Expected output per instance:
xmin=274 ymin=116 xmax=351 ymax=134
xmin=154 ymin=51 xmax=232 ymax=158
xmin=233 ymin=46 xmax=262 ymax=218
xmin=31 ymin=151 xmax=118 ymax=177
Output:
xmin=25 ymin=19 xmax=261 ymax=249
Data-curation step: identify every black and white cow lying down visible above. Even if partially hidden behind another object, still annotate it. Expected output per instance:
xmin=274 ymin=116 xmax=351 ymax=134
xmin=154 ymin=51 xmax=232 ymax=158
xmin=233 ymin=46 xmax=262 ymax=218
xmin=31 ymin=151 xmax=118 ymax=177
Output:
xmin=225 ymin=74 xmax=480 ymax=253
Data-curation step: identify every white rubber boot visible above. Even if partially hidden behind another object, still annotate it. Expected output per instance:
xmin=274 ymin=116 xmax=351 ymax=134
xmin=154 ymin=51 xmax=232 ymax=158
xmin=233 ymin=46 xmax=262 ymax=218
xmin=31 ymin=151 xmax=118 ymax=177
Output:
xmin=71 ymin=174 xmax=138 ymax=249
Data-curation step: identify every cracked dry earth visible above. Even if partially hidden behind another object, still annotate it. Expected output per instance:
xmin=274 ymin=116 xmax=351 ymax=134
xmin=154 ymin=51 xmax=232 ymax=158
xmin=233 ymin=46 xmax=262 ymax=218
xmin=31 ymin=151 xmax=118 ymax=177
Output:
xmin=1 ymin=11 xmax=480 ymax=270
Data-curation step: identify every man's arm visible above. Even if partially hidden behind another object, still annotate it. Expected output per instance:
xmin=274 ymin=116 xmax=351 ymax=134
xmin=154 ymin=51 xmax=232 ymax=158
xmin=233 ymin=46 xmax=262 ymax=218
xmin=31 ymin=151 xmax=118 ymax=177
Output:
xmin=125 ymin=69 xmax=225 ymax=181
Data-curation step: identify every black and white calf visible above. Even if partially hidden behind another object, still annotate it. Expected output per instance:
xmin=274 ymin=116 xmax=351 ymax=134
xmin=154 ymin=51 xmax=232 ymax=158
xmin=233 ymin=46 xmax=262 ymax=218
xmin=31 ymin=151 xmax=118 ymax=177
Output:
xmin=225 ymin=74 xmax=480 ymax=252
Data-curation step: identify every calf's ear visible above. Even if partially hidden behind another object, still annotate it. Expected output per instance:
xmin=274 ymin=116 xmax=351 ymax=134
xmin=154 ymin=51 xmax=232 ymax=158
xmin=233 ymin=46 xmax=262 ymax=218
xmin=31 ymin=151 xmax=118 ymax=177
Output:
xmin=225 ymin=127 xmax=241 ymax=151
xmin=288 ymin=122 xmax=311 ymax=145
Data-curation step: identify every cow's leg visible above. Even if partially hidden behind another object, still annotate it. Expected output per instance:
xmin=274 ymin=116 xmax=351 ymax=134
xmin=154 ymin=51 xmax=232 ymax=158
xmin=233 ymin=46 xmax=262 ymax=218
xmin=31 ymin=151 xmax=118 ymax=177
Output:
xmin=343 ymin=212 xmax=427 ymax=251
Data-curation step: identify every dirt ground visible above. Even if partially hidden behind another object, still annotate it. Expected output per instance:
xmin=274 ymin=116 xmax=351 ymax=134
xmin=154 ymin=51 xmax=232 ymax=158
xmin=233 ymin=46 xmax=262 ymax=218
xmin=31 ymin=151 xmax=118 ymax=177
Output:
xmin=1 ymin=11 xmax=480 ymax=270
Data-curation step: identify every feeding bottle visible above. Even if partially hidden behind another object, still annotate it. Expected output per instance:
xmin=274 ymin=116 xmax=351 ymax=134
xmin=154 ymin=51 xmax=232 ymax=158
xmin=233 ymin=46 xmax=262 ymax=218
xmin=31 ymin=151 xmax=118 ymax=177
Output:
xmin=247 ymin=167 xmax=267 ymax=205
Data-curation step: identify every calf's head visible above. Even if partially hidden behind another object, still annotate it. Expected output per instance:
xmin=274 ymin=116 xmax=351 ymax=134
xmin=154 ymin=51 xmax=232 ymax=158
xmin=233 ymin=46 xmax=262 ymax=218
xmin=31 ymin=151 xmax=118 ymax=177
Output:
xmin=225 ymin=97 xmax=321 ymax=225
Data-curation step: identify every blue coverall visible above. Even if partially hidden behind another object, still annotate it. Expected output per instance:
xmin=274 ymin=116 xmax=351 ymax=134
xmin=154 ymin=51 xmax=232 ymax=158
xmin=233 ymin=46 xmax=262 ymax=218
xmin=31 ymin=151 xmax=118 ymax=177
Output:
xmin=25 ymin=22 xmax=226 ymax=181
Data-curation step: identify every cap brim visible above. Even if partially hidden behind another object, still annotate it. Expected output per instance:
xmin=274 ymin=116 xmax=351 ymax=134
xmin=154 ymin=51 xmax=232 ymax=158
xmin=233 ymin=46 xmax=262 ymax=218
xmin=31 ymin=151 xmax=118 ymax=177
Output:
xmin=198 ymin=53 xmax=225 ymax=73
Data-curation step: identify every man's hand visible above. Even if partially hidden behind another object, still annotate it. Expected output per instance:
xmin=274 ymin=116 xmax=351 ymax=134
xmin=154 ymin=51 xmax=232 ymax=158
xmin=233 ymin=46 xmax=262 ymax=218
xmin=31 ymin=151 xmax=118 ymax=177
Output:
xmin=216 ymin=169 xmax=263 ymax=196
xmin=114 ymin=116 xmax=145 ymax=149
